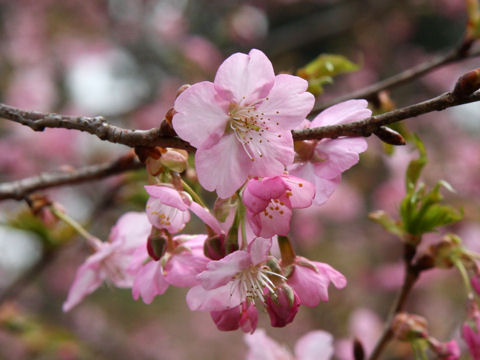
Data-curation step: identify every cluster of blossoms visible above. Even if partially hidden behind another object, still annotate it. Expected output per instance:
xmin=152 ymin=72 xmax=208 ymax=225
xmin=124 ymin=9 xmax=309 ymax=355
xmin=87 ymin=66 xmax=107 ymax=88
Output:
xmin=63 ymin=49 xmax=369 ymax=333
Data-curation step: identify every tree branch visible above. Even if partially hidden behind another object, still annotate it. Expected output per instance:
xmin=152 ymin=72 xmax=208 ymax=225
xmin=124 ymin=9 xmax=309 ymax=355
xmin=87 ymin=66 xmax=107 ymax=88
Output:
xmin=294 ymin=89 xmax=480 ymax=140
xmin=2 ymin=69 xmax=480 ymax=149
xmin=313 ymin=42 xmax=480 ymax=113
xmin=0 ymin=103 xmax=194 ymax=151
xmin=0 ymin=152 xmax=143 ymax=201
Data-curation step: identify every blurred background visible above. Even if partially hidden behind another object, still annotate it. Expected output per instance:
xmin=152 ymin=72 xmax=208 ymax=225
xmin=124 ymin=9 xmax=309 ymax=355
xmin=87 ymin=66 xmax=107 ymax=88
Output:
xmin=0 ymin=0 xmax=479 ymax=359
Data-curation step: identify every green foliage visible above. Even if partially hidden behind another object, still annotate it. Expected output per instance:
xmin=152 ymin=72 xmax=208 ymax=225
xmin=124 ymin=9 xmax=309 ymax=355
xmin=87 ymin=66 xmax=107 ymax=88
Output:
xmin=467 ymin=0 xmax=480 ymax=39
xmin=405 ymin=134 xmax=427 ymax=192
xmin=371 ymin=136 xmax=462 ymax=239
xmin=400 ymin=137 xmax=462 ymax=236
xmin=369 ymin=210 xmax=404 ymax=237
xmin=8 ymin=210 xmax=73 ymax=250
xmin=297 ymin=54 xmax=359 ymax=95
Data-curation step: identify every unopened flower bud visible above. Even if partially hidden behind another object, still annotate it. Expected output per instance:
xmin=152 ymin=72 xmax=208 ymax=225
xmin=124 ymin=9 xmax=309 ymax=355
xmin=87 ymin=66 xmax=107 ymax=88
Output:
xmin=159 ymin=148 xmax=188 ymax=173
xmin=213 ymin=195 xmax=238 ymax=224
xmin=211 ymin=302 xmax=257 ymax=334
xmin=203 ymin=234 xmax=226 ymax=260
xmin=147 ymin=228 xmax=168 ymax=261
xmin=392 ymin=313 xmax=428 ymax=341
xmin=430 ymin=234 xmax=462 ymax=269
xmin=265 ymin=284 xmax=300 ymax=327
xmin=472 ymin=275 xmax=480 ymax=296
xmin=427 ymin=338 xmax=460 ymax=360
xmin=175 ymin=84 xmax=191 ymax=99
xmin=28 ymin=195 xmax=59 ymax=227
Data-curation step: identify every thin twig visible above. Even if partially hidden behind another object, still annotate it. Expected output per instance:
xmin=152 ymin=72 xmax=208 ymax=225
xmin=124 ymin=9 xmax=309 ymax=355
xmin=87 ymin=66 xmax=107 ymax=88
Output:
xmin=293 ymin=90 xmax=480 ymax=140
xmin=313 ymin=43 xmax=480 ymax=113
xmin=368 ymin=241 xmax=433 ymax=360
xmin=368 ymin=269 xmax=419 ymax=360
xmin=0 ymin=152 xmax=143 ymax=201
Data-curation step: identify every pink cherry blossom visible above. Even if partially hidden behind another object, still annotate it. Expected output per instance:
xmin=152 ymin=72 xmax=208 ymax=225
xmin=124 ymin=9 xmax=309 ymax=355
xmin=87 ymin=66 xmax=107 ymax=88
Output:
xmin=186 ymin=237 xmax=277 ymax=313
xmin=463 ymin=305 xmax=480 ymax=360
xmin=287 ymin=256 xmax=347 ymax=307
xmin=288 ymin=99 xmax=369 ymax=205
xmin=242 ymin=174 xmax=315 ymax=238
xmin=173 ymin=49 xmax=314 ymax=198
xmin=244 ymin=328 xmax=334 ymax=360
xmin=145 ymin=184 xmax=223 ymax=235
xmin=63 ymin=212 xmax=150 ymax=312
xmin=429 ymin=339 xmax=460 ymax=360
xmin=130 ymin=234 xmax=209 ymax=304
xmin=211 ymin=301 xmax=258 ymax=333
xmin=264 ymin=284 xmax=300 ymax=328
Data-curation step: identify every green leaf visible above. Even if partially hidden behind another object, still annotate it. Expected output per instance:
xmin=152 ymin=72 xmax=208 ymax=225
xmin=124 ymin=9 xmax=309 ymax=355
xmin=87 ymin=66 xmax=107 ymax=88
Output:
xmin=405 ymin=135 xmax=427 ymax=192
xmin=297 ymin=54 xmax=359 ymax=95
xmin=467 ymin=0 xmax=480 ymax=39
xmin=306 ymin=76 xmax=333 ymax=95
xmin=412 ymin=205 xmax=463 ymax=234
xmin=369 ymin=210 xmax=404 ymax=237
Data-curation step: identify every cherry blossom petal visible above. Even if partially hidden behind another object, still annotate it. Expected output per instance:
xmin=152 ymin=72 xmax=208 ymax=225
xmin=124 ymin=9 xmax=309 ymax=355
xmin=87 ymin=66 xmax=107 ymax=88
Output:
xmin=146 ymin=197 xmax=190 ymax=233
xmin=244 ymin=329 xmax=294 ymax=360
xmin=144 ymin=185 xmax=189 ymax=210
xmin=109 ymin=211 xmax=150 ymax=250
xmin=173 ymin=81 xmax=229 ymax=149
xmin=288 ymin=264 xmax=331 ymax=307
xmin=248 ymin=237 xmax=272 ymax=265
xmin=289 ymin=161 xmax=340 ymax=206
xmin=63 ymin=260 xmax=104 ymax=312
xmin=164 ymin=252 xmax=208 ymax=287
xmin=132 ymin=261 xmax=169 ymax=304
xmin=186 ymin=283 xmax=243 ymax=311
xmin=189 ymin=201 xmax=223 ymax=234
xmin=197 ymin=250 xmax=251 ymax=289
xmin=256 ymin=74 xmax=314 ymax=130
xmin=211 ymin=306 xmax=244 ymax=332
xmin=310 ymin=99 xmax=371 ymax=127
xmin=316 ymin=262 xmax=347 ymax=289
xmin=282 ymin=175 xmax=315 ymax=208
xmin=214 ymin=49 xmax=275 ymax=105
xmin=243 ymin=176 xmax=289 ymax=213
xmin=294 ymin=330 xmax=334 ymax=360
xmin=253 ymin=204 xmax=292 ymax=238
xmin=313 ymin=138 xmax=368 ymax=179
xmin=248 ymin=130 xmax=295 ymax=177
xmin=195 ymin=133 xmax=252 ymax=198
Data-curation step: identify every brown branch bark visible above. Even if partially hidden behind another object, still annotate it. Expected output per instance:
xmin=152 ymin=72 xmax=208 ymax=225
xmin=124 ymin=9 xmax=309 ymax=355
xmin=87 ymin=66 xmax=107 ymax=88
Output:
xmin=0 ymin=152 xmax=143 ymax=201
xmin=2 ymin=68 xmax=480 ymax=150
xmin=294 ymin=90 xmax=480 ymax=140
xmin=0 ymin=103 xmax=194 ymax=151
xmin=313 ymin=43 xmax=480 ymax=113
xmin=367 ymin=241 xmax=434 ymax=360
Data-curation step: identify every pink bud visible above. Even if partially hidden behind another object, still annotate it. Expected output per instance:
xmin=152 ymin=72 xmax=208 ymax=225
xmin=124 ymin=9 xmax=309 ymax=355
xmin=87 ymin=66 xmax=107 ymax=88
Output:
xmin=210 ymin=302 xmax=258 ymax=333
xmin=428 ymin=338 xmax=460 ymax=360
xmin=265 ymin=284 xmax=300 ymax=328
xmin=146 ymin=228 xmax=168 ymax=261
xmin=472 ymin=276 xmax=480 ymax=296
xmin=203 ymin=234 xmax=226 ymax=260
xmin=159 ymin=148 xmax=188 ymax=173
xmin=392 ymin=313 xmax=428 ymax=341
xmin=462 ymin=306 xmax=480 ymax=360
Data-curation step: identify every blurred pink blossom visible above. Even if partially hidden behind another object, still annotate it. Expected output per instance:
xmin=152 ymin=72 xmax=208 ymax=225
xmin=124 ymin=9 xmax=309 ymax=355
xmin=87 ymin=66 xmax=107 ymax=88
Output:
xmin=244 ymin=328 xmax=334 ymax=360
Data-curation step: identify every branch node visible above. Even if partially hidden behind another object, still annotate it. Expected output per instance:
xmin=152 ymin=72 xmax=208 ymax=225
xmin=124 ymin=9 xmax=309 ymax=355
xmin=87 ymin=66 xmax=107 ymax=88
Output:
xmin=452 ymin=67 xmax=480 ymax=99
xmin=373 ymin=126 xmax=406 ymax=146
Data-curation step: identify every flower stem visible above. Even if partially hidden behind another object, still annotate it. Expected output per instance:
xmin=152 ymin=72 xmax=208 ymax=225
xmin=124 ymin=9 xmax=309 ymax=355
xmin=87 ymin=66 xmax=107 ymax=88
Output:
xmin=452 ymin=257 xmax=474 ymax=297
xmin=50 ymin=206 xmax=102 ymax=250
xmin=181 ymin=178 xmax=208 ymax=208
